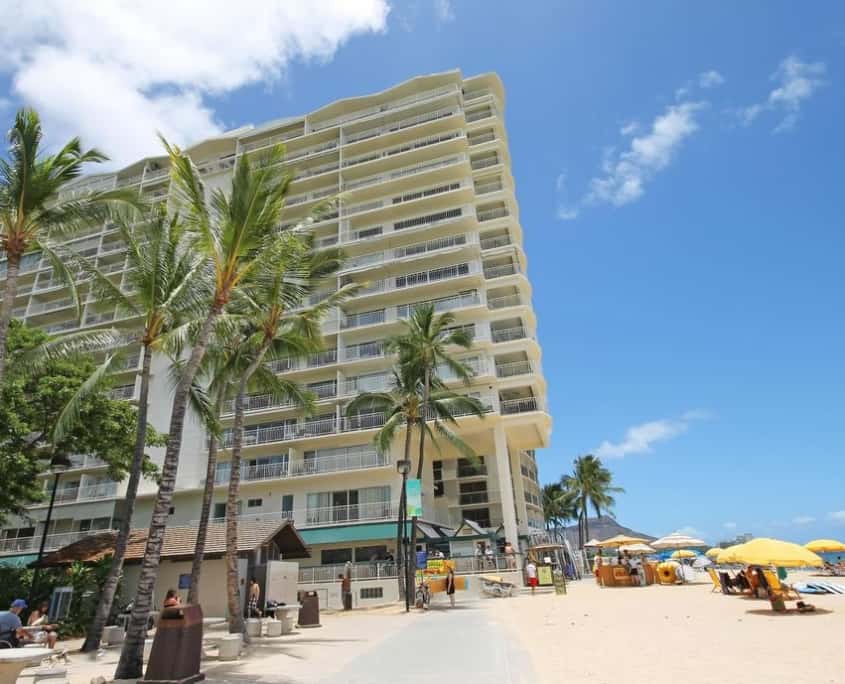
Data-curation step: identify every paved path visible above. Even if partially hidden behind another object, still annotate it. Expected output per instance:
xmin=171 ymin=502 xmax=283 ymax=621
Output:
xmin=321 ymin=599 xmax=534 ymax=684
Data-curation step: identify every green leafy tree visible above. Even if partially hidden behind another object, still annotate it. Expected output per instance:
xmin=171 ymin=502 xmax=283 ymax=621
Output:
xmin=0 ymin=108 xmax=138 ymax=388
xmin=79 ymin=206 xmax=206 ymax=653
xmin=116 ymin=140 xmax=311 ymax=679
xmin=562 ymin=454 xmax=624 ymax=547
xmin=542 ymin=482 xmax=578 ymax=541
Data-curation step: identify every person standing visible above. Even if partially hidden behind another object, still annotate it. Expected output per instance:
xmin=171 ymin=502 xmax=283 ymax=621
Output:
xmin=339 ymin=573 xmax=352 ymax=611
xmin=484 ymin=543 xmax=494 ymax=569
xmin=526 ymin=559 xmax=538 ymax=595
xmin=504 ymin=541 xmax=516 ymax=569
xmin=247 ymin=577 xmax=261 ymax=617
xmin=445 ymin=568 xmax=457 ymax=608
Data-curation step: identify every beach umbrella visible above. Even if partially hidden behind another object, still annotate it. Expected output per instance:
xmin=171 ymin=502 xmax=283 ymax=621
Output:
xmin=805 ymin=539 xmax=845 ymax=554
xmin=715 ymin=544 xmax=742 ymax=564
xmin=718 ymin=538 xmax=824 ymax=568
xmin=595 ymin=534 xmax=648 ymax=548
xmin=651 ymin=531 xmax=707 ymax=550
xmin=670 ymin=549 xmax=697 ymax=559
xmin=619 ymin=543 xmax=655 ymax=555
xmin=584 ymin=538 xmax=602 ymax=547
xmin=705 ymin=547 xmax=722 ymax=559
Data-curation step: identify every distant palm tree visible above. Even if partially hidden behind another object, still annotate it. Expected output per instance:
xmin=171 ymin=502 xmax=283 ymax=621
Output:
xmin=0 ymin=108 xmax=136 ymax=388
xmin=542 ymin=482 xmax=578 ymax=540
xmin=563 ymin=454 xmax=624 ymax=547
xmin=116 ymin=140 xmax=300 ymax=680
xmin=79 ymin=207 xmax=206 ymax=653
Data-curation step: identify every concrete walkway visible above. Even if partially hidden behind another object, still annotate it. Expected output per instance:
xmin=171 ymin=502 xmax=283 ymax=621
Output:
xmin=321 ymin=599 xmax=534 ymax=684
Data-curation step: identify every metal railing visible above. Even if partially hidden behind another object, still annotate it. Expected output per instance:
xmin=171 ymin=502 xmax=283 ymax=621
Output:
xmin=484 ymin=263 xmax=519 ymax=279
xmin=468 ymin=132 xmax=496 ymax=146
xmin=480 ymin=234 xmax=511 ymax=250
xmin=458 ymin=491 xmax=489 ymax=505
xmin=500 ymin=396 xmax=541 ymax=415
xmin=344 ymin=106 xmax=458 ymax=145
xmin=342 ymin=374 xmax=392 ymax=396
xmin=471 ymin=155 xmax=499 ymax=170
xmin=495 ymin=360 xmax=534 ymax=378
xmin=220 ymin=412 xmax=388 ymax=448
xmin=0 ymin=528 xmax=112 ymax=555
xmin=487 ymin=294 xmax=522 ymax=310
xmin=305 ymin=501 xmax=394 ymax=526
xmin=477 ymin=207 xmax=509 ymax=222
xmin=28 ymin=297 xmax=74 ymax=315
xmin=343 ymin=340 xmax=385 ymax=361
xmin=491 ymin=326 xmax=528 ymax=343
xmin=343 ymin=153 xmax=465 ymax=192
xmin=475 ymin=180 xmax=504 ymax=195
xmin=342 ymin=309 xmax=386 ymax=329
xmin=397 ymin=291 xmax=481 ymax=319
xmin=342 ymin=130 xmax=463 ymax=169
xmin=109 ymin=385 xmax=136 ymax=401
xmin=240 ymin=127 xmax=306 ymax=153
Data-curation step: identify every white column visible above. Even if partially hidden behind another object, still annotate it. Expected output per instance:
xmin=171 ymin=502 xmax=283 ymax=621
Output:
xmin=493 ymin=423 xmax=519 ymax=547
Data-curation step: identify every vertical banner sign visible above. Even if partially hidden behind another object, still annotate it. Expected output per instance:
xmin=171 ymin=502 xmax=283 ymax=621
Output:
xmin=406 ymin=478 xmax=423 ymax=517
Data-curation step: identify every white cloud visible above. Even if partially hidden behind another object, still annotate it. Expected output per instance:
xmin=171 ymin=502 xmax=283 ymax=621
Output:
xmin=828 ymin=511 xmax=845 ymax=523
xmin=699 ymin=70 xmax=725 ymax=88
xmin=723 ymin=522 xmax=737 ymax=530
xmin=0 ymin=1 xmax=390 ymax=167
xmin=433 ymin=0 xmax=455 ymax=23
xmin=585 ymin=101 xmax=704 ymax=207
xmin=740 ymin=56 xmax=826 ymax=132
xmin=792 ymin=515 xmax=815 ymax=525
xmin=620 ymin=121 xmax=640 ymax=136
xmin=676 ymin=526 xmax=703 ymax=538
xmin=594 ymin=410 xmax=708 ymax=459
xmin=555 ymin=172 xmax=578 ymax=220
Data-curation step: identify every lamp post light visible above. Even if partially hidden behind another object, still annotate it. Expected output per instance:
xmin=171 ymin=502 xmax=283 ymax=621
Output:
xmin=396 ymin=459 xmax=410 ymax=613
xmin=30 ymin=453 xmax=72 ymax=603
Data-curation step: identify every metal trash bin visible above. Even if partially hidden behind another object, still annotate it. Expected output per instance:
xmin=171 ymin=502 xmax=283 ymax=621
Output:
xmin=140 ymin=604 xmax=205 ymax=683
xmin=297 ymin=591 xmax=321 ymax=628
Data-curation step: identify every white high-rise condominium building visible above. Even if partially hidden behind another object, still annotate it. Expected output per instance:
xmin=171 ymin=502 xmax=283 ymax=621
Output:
xmin=0 ymin=70 xmax=551 ymax=570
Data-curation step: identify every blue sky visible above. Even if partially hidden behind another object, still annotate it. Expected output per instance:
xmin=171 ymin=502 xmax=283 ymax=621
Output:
xmin=1 ymin=1 xmax=842 ymax=543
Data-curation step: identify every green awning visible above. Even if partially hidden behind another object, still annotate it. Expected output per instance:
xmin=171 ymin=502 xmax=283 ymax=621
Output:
xmin=300 ymin=522 xmax=408 ymax=546
xmin=0 ymin=554 xmax=38 ymax=568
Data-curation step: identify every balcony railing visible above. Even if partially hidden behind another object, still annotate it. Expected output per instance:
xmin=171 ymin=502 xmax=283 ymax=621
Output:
xmin=216 ymin=450 xmax=389 ymax=486
xmin=109 ymin=385 xmax=136 ymax=401
xmin=342 ymin=309 xmax=386 ymax=329
xmin=471 ymin=155 xmax=499 ymax=171
xmin=458 ymin=491 xmax=489 ymax=505
xmin=344 ymin=106 xmax=458 ymax=145
xmin=483 ymin=263 xmax=519 ymax=279
xmin=343 ymin=153 xmax=466 ymax=193
xmin=480 ymin=234 xmax=511 ymax=250
xmin=468 ymin=132 xmax=496 ymax=146
xmin=0 ymin=528 xmax=111 ymax=555
xmin=475 ymin=180 xmax=504 ymax=195
xmin=342 ymin=375 xmax=391 ymax=396
xmin=487 ymin=295 xmax=522 ymax=310
xmin=500 ymin=396 xmax=541 ymax=415
xmin=28 ymin=297 xmax=74 ymax=315
xmin=305 ymin=500 xmax=394 ymax=526
xmin=53 ymin=481 xmax=118 ymax=504
xmin=495 ymin=361 xmax=534 ymax=378
xmin=397 ymin=291 xmax=480 ymax=319
xmin=477 ymin=207 xmax=509 ymax=222
xmin=66 ymin=454 xmax=108 ymax=470
xmin=343 ymin=340 xmax=385 ymax=361
xmin=491 ymin=326 xmax=528 ymax=343
xmin=342 ymin=130 xmax=463 ymax=169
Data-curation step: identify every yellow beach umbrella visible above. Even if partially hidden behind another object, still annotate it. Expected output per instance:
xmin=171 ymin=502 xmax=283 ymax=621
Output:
xmin=705 ymin=547 xmax=722 ymax=559
xmin=718 ymin=537 xmax=823 ymax=568
xmin=805 ymin=539 xmax=845 ymax=554
xmin=595 ymin=534 xmax=648 ymax=548
xmin=715 ymin=544 xmax=742 ymax=564
xmin=670 ymin=549 xmax=697 ymax=559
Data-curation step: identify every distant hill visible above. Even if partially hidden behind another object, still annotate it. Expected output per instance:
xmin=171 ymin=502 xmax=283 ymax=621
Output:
xmin=557 ymin=515 xmax=655 ymax=548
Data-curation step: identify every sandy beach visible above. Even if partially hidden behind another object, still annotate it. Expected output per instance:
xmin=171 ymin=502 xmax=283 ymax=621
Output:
xmin=488 ymin=575 xmax=845 ymax=684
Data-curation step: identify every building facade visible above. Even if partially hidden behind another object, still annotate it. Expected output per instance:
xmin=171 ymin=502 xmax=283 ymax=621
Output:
xmin=0 ymin=70 xmax=551 ymax=569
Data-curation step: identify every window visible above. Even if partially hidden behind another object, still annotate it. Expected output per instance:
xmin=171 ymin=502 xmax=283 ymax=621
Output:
xmin=281 ymin=495 xmax=294 ymax=517
xmin=247 ymin=498 xmax=263 ymax=509
xmin=459 ymin=481 xmax=488 ymax=505
xmin=432 ymin=460 xmax=444 ymax=497
xmin=457 ymin=456 xmax=486 ymax=478
xmin=354 ymin=545 xmax=388 ymax=562
xmin=462 ymin=507 xmax=491 ymax=528
xmin=360 ymin=587 xmax=383 ymax=600
xmin=321 ymin=548 xmax=352 ymax=565
xmin=213 ymin=503 xmax=226 ymax=520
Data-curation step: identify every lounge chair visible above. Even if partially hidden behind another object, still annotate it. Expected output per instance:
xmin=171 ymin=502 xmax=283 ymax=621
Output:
xmin=718 ymin=571 xmax=736 ymax=594
xmin=705 ymin=567 xmax=721 ymax=593
xmin=762 ymin=569 xmax=801 ymax=601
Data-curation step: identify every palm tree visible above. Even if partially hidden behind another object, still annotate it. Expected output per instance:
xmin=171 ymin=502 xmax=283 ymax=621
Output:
xmin=115 ymin=140 xmax=299 ymax=680
xmin=563 ymin=454 xmax=624 ymax=548
xmin=0 ymin=108 xmax=136 ymax=388
xmin=388 ymin=303 xmax=474 ymax=480
xmin=221 ymin=238 xmax=352 ymax=635
xmin=542 ymin=482 xmax=578 ymax=542
xmin=78 ymin=207 xmax=206 ymax=652
xmin=346 ymin=369 xmax=484 ymax=596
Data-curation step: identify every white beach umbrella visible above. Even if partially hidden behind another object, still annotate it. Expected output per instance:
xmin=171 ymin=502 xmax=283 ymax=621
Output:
xmin=584 ymin=538 xmax=602 ymax=547
xmin=651 ymin=531 xmax=707 ymax=550
xmin=618 ymin=543 xmax=655 ymax=555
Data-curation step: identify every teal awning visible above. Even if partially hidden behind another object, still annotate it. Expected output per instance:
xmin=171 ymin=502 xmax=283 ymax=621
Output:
xmin=0 ymin=554 xmax=38 ymax=568
xmin=299 ymin=522 xmax=408 ymax=546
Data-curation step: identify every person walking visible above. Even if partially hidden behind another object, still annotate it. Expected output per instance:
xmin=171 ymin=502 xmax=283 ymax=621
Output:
xmin=339 ymin=573 xmax=352 ymax=611
xmin=526 ymin=559 xmax=538 ymax=595
xmin=445 ymin=567 xmax=457 ymax=608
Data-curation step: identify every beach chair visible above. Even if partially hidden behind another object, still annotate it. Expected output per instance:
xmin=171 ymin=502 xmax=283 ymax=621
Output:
xmin=705 ymin=567 xmax=721 ymax=593
xmin=718 ymin=571 xmax=736 ymax=594
xmin=762 ymin=569 xmax=801 ymax=601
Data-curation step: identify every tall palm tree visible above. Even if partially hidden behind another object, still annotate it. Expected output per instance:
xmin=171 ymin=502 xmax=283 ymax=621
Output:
xmin=563 ymin=454 xmax=624 ymax=548
xmin=388 ymin=303 xmax=474 ymax=480
xmin=78 ymin=207 xmax=206 ymax=652
xmin=219 ymin=229 xmax=352 ymax=636
xmin=0 ymin=108 xmax=136 ymax=388
xmin=116 ymin=140 xmax=298 ymax=680
xmin=542 ymin=482 xmax=578 ymax=542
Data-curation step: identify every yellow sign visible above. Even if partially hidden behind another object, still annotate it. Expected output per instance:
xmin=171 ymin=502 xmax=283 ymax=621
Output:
xmin=537 ymin=565 xmax=553 ymax=586
xmin=425 ymin=559 xmax=456 ymax=574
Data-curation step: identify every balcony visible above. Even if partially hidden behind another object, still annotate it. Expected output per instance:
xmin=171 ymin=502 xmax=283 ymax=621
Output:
xmin=66 ymin=454 xmax=109 ymax=471
xmin=342 ymin=374 xmax=392 ymax=396
xmin=487 ymin=294 xmax=522 ymax=310
xmin=343 ymin=180 xmax=466 ymax=218
xmin=343 ymin=153 xmax=466 ymax=192
xmin=483 ymin=263 xmax=519 ymax=279
xmin=342 ymin=309 xmax=386 ymax=329
xmin=344 ymin=106 xmax=458 ymax=145
xmin=458 ymin=491 xmax=489 ymax=505
xmin=468 ymin=131 xmax=496 ymax=147
xmin=343 ymin=340 xmax=386 ymax=361
xmin=28 ymin=297 xmax=74 ymax=315
xmin=477 ymin=207 xmax=509 ymax=223
xmin=471 ymin=155 xmax=499 ymax=171
xmin=0 ymin=528 xmax=111 ymax=555
xmin=500 ymin=396 xmax=542 ymax=415
xmin=491 ymin=326 xmax=528 ymax=343
xmin=53 ymin=481 xmax=119 ymax=504
xmin=347 ymin=261 xmax=478 ymax=299
xmin=475 ymin=180 xmax=504 ymax=195
xmin=109 ymin=384 xmax=136 ymax=401
xmin=342 ymin=204 xmax=470 ymax=244
xmin=480 ymin=234 xmax=511 ymax=250
xmin=216 ymin=449 xmax=390 ymax=485
xmin=265 ymin=349 xmax=338 ymax=374
xmin=342 ymin=130 xmax=464 ymax=169
xmin=305 ymin=500 xmax=394 ymax=526
xmin=222 ymin=381 xmax=337 ymax=416
xmin=495 ymin=360 xmax=534 ymax=378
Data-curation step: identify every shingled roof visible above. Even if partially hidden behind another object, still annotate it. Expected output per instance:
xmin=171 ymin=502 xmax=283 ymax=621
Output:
xmin=32 ymin=519 xmax=309 ymax=568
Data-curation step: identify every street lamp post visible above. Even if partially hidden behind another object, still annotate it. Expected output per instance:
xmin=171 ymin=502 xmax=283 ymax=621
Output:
xmin=30 ymin=453 xmax=72 ymax=604
xmin=396 ymin=459 xmax=410 ymax=613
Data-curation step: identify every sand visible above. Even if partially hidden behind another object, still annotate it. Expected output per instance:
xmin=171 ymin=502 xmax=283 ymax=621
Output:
xmin=487 ymin=573 xmax=845 ymax=684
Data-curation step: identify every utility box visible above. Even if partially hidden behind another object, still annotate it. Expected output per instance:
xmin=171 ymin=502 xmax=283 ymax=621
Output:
xmin=265 ymin=560 xmax=299 ymax=607
xmin=140 ymin=604 xmax=204 ymax=684
xmin=298 ymin=591 xmax=320 ymax=628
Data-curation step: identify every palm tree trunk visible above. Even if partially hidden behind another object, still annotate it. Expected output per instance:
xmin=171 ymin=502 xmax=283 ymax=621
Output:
xmin=397 ymin=424 xmax=412 ymax=599
xmin=82 ymin=343 xmax=152 ymax=653
xmin=188 ymin=397 xmax=222 ymax=605
xmin=226 ymin=342 xmax=270 ymax=636
xmin=115 ymin=307 xmax=221 ymax=681
xmin=0 ymin=254 xmax=21 ymax=390
xmin=582 ymin=499 xmax=590 ymax=547
xmin=408 ymin=367 xmax=430 ymax=599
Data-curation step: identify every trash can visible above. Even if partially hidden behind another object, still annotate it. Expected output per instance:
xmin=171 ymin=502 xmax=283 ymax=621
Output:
xmin=298 ymin=591 xmax=321 ymax=628
xmin=140 ymin=604 xmax=204 ymax=683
